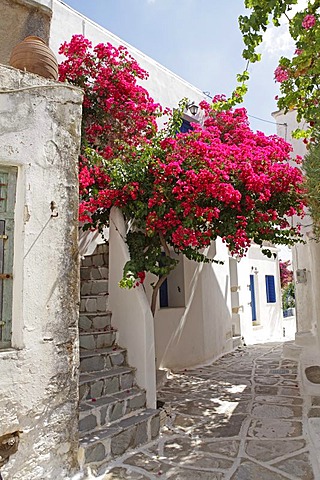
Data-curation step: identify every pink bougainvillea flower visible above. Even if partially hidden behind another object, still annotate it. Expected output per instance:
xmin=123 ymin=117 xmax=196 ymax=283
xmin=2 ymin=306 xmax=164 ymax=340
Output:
xmin=302 ymin=14 xmax=316 ymax=29
xmin=274 ymin=66 xmax=290 ymax=83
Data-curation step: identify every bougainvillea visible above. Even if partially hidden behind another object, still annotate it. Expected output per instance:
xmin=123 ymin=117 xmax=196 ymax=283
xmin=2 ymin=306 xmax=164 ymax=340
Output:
xmin=59 ymin=35 xmax=306 ymax=314
xmin=239 ymin=0 xmax=320 ymax=141
xmin=279 ymin=260 xmax=294 ymax=288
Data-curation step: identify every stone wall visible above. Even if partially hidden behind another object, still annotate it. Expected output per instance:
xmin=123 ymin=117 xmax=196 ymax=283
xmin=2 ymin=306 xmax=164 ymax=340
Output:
xmin=0 ymin=65 xmax=82 ymax=479
xmin=0 ymin=0 xmax=51 ymax=66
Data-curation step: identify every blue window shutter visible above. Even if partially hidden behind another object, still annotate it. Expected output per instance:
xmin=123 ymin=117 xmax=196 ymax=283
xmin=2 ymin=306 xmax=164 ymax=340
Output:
xmin=265 ymin=275 xmax=276 ymax=303
xmin=250 ymin=274 xmax=257 ymax=321
xmin=180 ymin=119 xmax=192 ymax=133
xmin=159 ymin=279 xmax=169 ymax=308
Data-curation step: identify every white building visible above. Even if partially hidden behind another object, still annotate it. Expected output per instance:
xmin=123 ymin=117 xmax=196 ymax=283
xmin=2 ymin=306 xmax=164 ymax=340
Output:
xmin=0 ymin=1 xmax=284 ymax=478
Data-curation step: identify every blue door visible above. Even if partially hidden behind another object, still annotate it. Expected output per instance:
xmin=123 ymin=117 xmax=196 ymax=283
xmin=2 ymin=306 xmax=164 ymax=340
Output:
xmin=250 ymin=274 xmax=257 ymax=322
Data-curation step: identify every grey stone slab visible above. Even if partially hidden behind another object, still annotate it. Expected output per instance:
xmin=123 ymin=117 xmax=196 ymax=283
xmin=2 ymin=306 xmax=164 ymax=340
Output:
xmin=251 ymin=404 xmax=302 ymax=419
xmin=79 ymin=315 xmax=92 ymax=330
xmin=103 ymin=467 xmax=150 ymax=479
xmin=120 ymin=373 xmax=135 ymax=390
xmin=128 ymin=392 xmax=146 ymax=410
xmin=245 ymin=439 xmax=306 ymax=462
xmin=90 ymin=280 xmax=109 ymax=295
xmin=199 ymin=439 xmax=240 ymax=458
xmin=96 ymin=332 xmax=115 ymax=349
xmin=109 ymin=401 xmax=124 ymax=422
xmin=124 ymin=452 xmax=172 ymax=474
xmin=174 ymin=414 xmax=205 ymax=431
xmin=80 ymin=355 xmax=105 ymax=373
xmin=82 ymin=256 xmax=93 ymax=267
xmin=150 ymin=414 xmax=160 ymax=439
xmin=93 ymin=314 xmax=112 ymax=330
xmin=79 ymin=413 xmax=98 ymax=433
xmin=84 ymin=442 xmax=106 ymax=464
xmin=231 ymin=460 xmax=290 ymax=480
xmin=79 ymin=334 xmax=96 ymax=350
xmin=193 ymin=414 xmax=247 ymax=438
xmin=273 ymin=452 xmax=315 ymax=479
xmin=111 ymin=352 xmax=126 ymax=366
xmin=248 ymin=419 xmax=303 ymax=438
xmin=167 ymin=469 xmax=225 ymax=479
xmin=97 ymin=295 xmax=109 ymax=312
xmin=90 ymin=380 xmax=104 ymax=399
xmin=92 ymin=253 xmax=105 ymax=266
xmin=255 ymin=386 xmax=279 ymax=395
xmin=134 ymin=421 xmax=148 ymax=447
xmin=179 ymin=452 xmax=233 ymax=470
xmin=104 ymin=377 xmax=119 ymax=395
xmin=278 ymin=387 xmax=301 ymax=397
xmin=311 ymin=396 xmax=320 ymax=406
xmin=308 ymin=407 xmax=320 ymax=417
xmin=254 ymin=376 xmax=279 ymax=385
xmin=254 ymin=394 xmax=303 ymax=406
xmin=111 ymin=426 xmax=136 ymax=457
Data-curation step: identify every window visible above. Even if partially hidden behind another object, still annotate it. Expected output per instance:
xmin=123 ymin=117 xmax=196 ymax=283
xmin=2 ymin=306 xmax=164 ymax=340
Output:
xmin=265 ymin=275 xmax=276 ymax=303
xmin=0 ymin=166 xmax=17 ymax=348
xmin=159 ymin=252 xmax=185 ymax=308
xmin=180 ymin=119 xmax=192 ymax=133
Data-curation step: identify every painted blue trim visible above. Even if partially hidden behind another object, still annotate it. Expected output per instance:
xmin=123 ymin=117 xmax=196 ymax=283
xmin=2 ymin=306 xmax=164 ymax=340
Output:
xmin=265 ymin=275 xmax=276 ymax=303
xmin=250 ymin=274 xmax=257 ymax=322
xmin=159 ymin=279 xmax=168 ymax=308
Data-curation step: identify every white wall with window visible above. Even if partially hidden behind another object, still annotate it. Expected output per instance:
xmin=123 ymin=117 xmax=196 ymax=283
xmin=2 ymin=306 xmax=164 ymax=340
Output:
xmin=231 ymin=244 xmax=283 ymax=344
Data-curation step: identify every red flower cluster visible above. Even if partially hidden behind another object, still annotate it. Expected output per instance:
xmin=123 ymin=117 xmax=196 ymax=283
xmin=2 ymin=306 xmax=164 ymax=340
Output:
xmin=59 ymin=36 xmax=306 ymax=286
xmin=59 ymin=35 xmax=161 ymax=159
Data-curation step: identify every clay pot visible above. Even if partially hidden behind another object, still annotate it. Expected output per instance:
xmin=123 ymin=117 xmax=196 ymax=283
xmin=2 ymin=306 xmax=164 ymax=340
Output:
xmin=9 ymin=36 xmax=58 ymax=80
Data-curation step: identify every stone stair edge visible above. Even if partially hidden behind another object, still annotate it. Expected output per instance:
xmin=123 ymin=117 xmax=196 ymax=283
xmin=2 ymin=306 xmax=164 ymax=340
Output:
xmin=79 ymin=408 xmax=159 ymax=445
xmin=79 ymin=366 xmax=135 ymax=384
xmin=80 ymin=386 xmax=145 ymax=409
xmin=80 ymin=346 xmax=126 ymax=359
xmin=79 ymin=329 xmax=116 ymax=337
xmin=80 ymin=312 xmax=112 ymax=317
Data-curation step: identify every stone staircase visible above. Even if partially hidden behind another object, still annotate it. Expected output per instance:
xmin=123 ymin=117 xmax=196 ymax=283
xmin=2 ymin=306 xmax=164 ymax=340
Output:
xmin=78 ymin=243 xmax=160 ymax=474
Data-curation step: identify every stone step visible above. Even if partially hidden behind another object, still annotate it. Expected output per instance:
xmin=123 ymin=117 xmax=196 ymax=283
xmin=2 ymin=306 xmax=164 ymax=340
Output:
xmin=79 ymin=366 xmax=136 ymax=401
xmin=81 ymin=279 xmax=109 ymax=296
xmin=80 ymin=295 xmax=109 ymax=313
xmin=81 ymin=246 xmax=109 ymax=268
xmin=79 ymin=387 xmax=147 ymax=434
xmin=79 ymin=312 xmax=112 ymax=332
xmin=80 ymin=346 xmax=127 ymax=373
xmin=79 ymin=330 xmax=116 ymax=350
xmin=80 ymin=265 xmax=109 ymax=281
xmin=78 ymin=409 xmax=160 ymax=472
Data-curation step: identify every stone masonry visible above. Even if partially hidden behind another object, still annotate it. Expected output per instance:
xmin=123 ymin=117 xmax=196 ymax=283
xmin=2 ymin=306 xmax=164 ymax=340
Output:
xmin=78 ymin=244 xmax=160 ymax=476
xmin=100 ymin=343 xmax=320 ymax=479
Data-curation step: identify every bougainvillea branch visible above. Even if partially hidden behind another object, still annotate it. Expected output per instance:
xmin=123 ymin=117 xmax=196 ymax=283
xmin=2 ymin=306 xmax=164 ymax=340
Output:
xmin=239 ymin=0 xmax=320 ymax=140
xmin=59 ymin=35 xmax=306 ymax=315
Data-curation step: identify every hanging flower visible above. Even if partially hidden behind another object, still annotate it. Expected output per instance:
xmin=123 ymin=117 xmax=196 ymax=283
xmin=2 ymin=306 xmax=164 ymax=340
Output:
xmin=302 ymin=14 xmax=316 ymax=30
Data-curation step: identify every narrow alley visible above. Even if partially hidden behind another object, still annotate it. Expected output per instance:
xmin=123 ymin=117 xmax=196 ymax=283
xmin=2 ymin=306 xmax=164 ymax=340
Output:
xmin=102 ymin=343 xmax=320 ymax=480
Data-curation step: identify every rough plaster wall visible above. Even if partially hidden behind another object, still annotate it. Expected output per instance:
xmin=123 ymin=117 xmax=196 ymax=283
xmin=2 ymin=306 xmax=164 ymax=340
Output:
xmin=0 ymin=0 xmax=51 ymax=66
xmin=0 ymin=65 xmax=82 ymax=480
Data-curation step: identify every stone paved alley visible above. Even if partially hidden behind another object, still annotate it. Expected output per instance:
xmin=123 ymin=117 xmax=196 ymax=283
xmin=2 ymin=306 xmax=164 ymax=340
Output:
xmin=102 ymin=343 xmax=320 ymax=480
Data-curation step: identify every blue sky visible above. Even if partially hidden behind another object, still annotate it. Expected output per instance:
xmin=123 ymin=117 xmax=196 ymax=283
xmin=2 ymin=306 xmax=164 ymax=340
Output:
xmin=61 ymin=0 xmax=295 ymax=135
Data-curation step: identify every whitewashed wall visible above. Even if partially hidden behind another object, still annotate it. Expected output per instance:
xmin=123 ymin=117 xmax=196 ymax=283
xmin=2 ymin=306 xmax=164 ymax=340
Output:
xmin=152 ymin=239 xmax=233 ymax=369
xmin=273 ymin=110 xmax=320 ymax=355
xmin=0 ymin=65 xmax=82 ymax=480
xmin=235 ymin=245 xmax=282 ymax=344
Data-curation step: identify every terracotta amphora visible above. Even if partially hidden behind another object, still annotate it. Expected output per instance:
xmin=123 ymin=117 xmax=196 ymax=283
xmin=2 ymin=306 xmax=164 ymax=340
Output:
xmin=9 ymin=36 xmax=58 ymax=80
